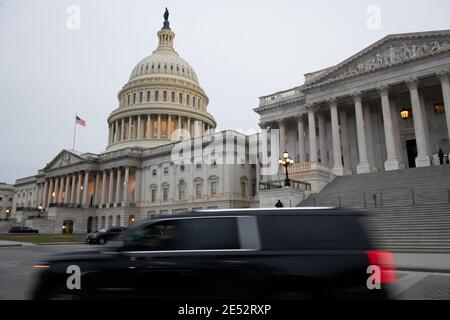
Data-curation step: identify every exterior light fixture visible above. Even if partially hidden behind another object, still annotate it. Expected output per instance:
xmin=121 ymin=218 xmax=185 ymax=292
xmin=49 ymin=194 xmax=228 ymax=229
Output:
xmin=279 ymin=151 xmax=294 ymax=187
xmin=400 ymin=108 xmax=410 ymax=120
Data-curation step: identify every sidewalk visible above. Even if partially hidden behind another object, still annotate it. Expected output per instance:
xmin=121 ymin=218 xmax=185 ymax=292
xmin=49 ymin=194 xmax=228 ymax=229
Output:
xmin=0 ymin=240 xmax=35 ymax=247
xmin=394 ymin=253 xmax=450 ymax=273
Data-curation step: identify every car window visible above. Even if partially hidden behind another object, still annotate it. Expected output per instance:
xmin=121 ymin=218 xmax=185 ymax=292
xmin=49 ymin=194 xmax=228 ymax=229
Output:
xmin=258 ymin=215 xmax=371 ymax=251
xmin=121 ymin=218 xmax=240 ymax=252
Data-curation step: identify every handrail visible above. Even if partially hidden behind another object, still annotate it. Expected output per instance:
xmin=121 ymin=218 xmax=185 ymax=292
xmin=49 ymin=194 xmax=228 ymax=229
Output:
xmin=259 ymin=179 xmax=311 ymax=191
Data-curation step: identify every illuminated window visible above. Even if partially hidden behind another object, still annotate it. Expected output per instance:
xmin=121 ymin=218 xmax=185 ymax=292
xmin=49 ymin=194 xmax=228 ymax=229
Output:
xmin=152 ymin=119 xmax=158 ymax=137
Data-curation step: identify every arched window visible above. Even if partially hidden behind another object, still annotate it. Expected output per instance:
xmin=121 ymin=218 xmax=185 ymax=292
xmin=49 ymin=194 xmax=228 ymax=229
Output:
xmin=171 ymin=91 xmax=175 ymax=103
xmin=163 ymin=91 xmax=167 ymax=102
xmin=155 ymin=91 xmax=159 ymax=102
xmin=193 ymin=96 xmax=196 ymax=107
xmin=150 ymin=184 xmax=158 ymax=203
xmin=133 ymin=93 xmax=136 ymax=104
xmin=179 ymin=93 xmax=183 ymax=104
xmin=178 ymin=180 xmax=186 ymax=200
xmin=127 ymin=94 xmax=130 ymax=106
xmin=209 ymin=176 xmax=219 ymax=197
xmin=162 ymin=183 xmax=170 ymax=202
xmin=187 ymin=95 xmax=190 ymax=106
xmin=139 ymin=91 xmax=143 ymax=103
xmin=194 ymin=178 xmax=203 ymax=199
xmin=147 ymin=90 xmax=151 ymax=102
xmin=108 ymin=215 xmax=113 ymax=228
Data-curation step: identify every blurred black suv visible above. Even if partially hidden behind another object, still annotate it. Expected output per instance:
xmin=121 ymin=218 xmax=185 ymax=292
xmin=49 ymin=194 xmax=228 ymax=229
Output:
xmin=31 ymin=208 xmax=395 ymax=300
xmin=86 ymin=227 xmax=127 ymax=244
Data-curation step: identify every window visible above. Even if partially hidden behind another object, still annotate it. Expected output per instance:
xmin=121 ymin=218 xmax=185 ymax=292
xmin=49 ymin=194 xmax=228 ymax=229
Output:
xmin=195 ymin=182 xmax=203 ymax=199
xmin=155 ymin=91 xmax=159 ymax=102
xmin=251 ymin=182 xmax=257 ymax=197
xmin=186 ymin=95 xmax=190 ymax=106
xmin=127 ymin=94 xmax=130 ymax=106
xmin=179 ymin=93 xmax=183 ymax=104
xmin=163 ymin=186 xmax=169 ymax=202
xmin=240 ymin=181 xmax=247 ymax=197
xmin=193 ymin=96 xmax=196 ymax=107
xmin=152 ymin=169 xmax=157 ymax=177
xmin=139 ymin=91 xmax=143 ymax=103
xmin=171 ymin=91 xmax=175 ymax=102
xmin=147 ymin=91 xmax=151 ymax=102
xmin=151 ymin=188 xmax=157 ymax=203
xmin=163 ymin=167 xmax=169 ymax=175
xmin=163 ymin=91 xmax=167 ymax=102
xmin=180 ymin=164 xmax=185 ymax=172
xmin=434 ymin=103 xmax=445 ymax=114
xmin=196 ymin=163 xmax=202 ymax=170
xmin=258 ymin=216 xmax=370 ymax=251
xmin=210 ymin=180 xmax=218 ymax=197
xmin=178 ymin=180 xmax=186 ymax=200
xmin=133 ymin=93 xmax=136 ymax=104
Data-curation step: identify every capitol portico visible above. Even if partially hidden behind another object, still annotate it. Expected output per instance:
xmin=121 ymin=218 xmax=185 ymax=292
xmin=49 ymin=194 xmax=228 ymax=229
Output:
xmin=255 ymin=30 xmax=450 ymax=190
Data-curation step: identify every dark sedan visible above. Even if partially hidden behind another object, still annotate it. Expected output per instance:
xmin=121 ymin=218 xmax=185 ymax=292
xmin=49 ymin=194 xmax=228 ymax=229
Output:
xmin=86 ymin=227 xmax=127 ymax=244
xmin=31 ymin=208 xmax=396 ymax=300
xmin=9 ymin=226 xmax=39 ymax=234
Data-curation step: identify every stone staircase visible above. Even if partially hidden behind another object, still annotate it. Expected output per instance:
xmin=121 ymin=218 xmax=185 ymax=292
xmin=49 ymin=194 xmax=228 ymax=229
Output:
xmin=298 ymin=166 xmax=450 ymax=253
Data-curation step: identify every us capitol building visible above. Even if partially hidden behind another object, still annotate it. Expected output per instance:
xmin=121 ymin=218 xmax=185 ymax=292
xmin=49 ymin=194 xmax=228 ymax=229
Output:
xmin=7 ymin=12 xmax=450 ymax=234
xmin=10 ymin=13 xmax=258 ymax=233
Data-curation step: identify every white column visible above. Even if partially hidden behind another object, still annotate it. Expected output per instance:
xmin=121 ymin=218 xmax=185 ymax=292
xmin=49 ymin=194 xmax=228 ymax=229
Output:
xmin=53 ymin=177 xmax=60 ymax=204
xmin=116 ymin=168 xmax=122 ymax=205
xmin=379 ymin=85 xmax=401 ymax=171
xmin=278 ymin=120 xmax=286 ymax=156
xmin=353 ymin=92 xmax=372 ymax=174
xmin=307 ymin=107 xmax=318 ymax=163
xmin=146 ymin=115 xmax=151 ymax=139
xmin=108 ymin=169 xmax=114 ymax=208
xmin=157 ymin=115 xmax=162 ymax=139
xmin=407 ymin=79 xmax=431 ymax=167
xmin=82 ymin=171 xmax=89 ymax=207
xmin=47 ymin=179 xmax=54 ymax=207
xmin=137 ymin=116 xmax=141 ymax=139
xmin=120 ymin=119 xmax=125 ymax=141
xmin=364 ymin=105 xmax=377 ymax=172
xmin=42 ymin=180 xmax=48 ymax=208
xmin=438 ymin=70 xmax=450 ymax=143
xmin=135 ymin=168 xmax=141 ymax=204
xmin=70 ymin=174 xmax=76 ymax=205
xmin=93 ymin=172 xmax=100 ymax=206
xmin=339 ymin=109 xmax=352 ymax=171
xmin=318 ymin=111 xmax=327 ymax=166
xmin=330 ymin=98 xmax=345 ymax=175
xmin=297 ymin=115 xmax=306 ymax=163
xmin=64 ymin=175 xmax=70 ymax=205
xmin=58 ymin=176 xmax=65 ymax=204
xmin=76 ymin=172 xmax=83 ymax=205
xmin=100 ymin=171 xmax=107 ymax=207
xmin=128 ymin=117 xmax=132 ymax=140
xmin=123 ymin=167 xmax=130 ymax=205
xmin=168 ymin=115 xmax=172 ymax=139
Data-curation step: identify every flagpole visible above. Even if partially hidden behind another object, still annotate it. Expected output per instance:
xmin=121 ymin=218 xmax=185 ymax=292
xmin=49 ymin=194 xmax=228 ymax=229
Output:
xmin=72 ymin=113 xmax=77 ymax=150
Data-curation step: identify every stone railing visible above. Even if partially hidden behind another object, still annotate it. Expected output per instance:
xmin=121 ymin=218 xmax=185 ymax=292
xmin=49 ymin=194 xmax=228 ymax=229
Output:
xmin=288 ymin=162 xmax=312 ymax=173
xmin=259 ymin=88 xmax=302 ymax=107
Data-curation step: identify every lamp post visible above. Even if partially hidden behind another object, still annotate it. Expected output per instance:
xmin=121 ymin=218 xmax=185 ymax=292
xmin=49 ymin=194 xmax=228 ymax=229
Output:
xmin=400 ymin=107 xmax=410 ymax=121
xmin=279 ymin=151 xmax=294 ymax=187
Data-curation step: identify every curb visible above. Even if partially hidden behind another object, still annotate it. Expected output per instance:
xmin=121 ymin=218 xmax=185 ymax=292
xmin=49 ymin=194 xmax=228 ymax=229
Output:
xmin=0 ymin=244 xmax=23 ymax=248
xmin=396 ymin=267 xmax=450 ymax=274
xmin=37 ymin=242 xmax=86 ymax=245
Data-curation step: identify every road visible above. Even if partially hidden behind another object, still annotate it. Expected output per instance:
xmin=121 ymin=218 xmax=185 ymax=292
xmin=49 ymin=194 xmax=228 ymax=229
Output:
xmin=1 ymin=244 xmax=450 ymax=300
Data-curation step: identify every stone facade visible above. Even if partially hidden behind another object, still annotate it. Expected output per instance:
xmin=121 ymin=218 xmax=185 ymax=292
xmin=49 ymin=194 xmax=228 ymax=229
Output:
xmin=9 ymin=16 xmax=258 ymax=234
xmin=255 ymin=30 xmax=450 ymax=195
xmin=0 ymin=183 xmax=14 ymax=220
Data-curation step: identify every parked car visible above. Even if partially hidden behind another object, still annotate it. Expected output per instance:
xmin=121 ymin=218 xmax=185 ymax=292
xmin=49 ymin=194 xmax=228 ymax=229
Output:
xmin=31 ymin=208 xmax=395 ymax=300
xmin=9 ymin=226 xmax=39 ymax=234
xmin=86 ymin=227 xmax=127 ymax=245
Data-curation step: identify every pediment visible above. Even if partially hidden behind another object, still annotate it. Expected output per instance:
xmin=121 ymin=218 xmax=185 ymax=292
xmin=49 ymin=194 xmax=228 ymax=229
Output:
xmin=44 ymin=150 xmax=85 ymax=170
xmin=306 ymin=30 xmax=450 ymax=87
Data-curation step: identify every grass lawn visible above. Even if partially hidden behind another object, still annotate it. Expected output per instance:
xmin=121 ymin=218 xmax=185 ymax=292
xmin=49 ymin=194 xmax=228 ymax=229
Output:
xmin=0 ymin=234 xmax=86 ymax=244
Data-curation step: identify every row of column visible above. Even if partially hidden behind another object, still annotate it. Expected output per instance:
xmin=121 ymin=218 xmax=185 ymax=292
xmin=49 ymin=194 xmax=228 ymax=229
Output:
xmin=108 ymin=114 xmax=212 ymax=144
xmin=279 ymin=71 xmax=450 ymax=175
xmin=38 ymin=167 xmax=140 ymax=209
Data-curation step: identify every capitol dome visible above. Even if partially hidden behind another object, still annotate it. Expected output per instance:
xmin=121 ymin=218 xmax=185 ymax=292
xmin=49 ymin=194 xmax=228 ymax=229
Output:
xmin=106 ymin=11 xmax=217 ymax=152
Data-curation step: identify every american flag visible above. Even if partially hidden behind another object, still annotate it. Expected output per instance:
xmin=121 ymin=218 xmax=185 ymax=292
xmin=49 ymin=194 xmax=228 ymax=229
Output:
xmin=75 ymin=115 xmax=86 ymax=127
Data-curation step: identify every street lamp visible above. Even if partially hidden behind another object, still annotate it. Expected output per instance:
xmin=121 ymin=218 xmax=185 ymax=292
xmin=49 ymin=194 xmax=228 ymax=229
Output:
xmin=279 ymin=151 xmax=294 ymax=187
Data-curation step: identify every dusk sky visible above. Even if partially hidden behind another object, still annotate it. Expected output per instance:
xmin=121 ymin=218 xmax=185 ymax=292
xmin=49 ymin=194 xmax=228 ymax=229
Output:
xmin=1 ymin=0 xmax=450 ymax=183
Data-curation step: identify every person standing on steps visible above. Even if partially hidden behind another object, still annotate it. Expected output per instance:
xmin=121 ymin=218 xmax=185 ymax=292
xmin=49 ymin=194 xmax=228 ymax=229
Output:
xmin=438 ymin=148 xmax=445 ymax=165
